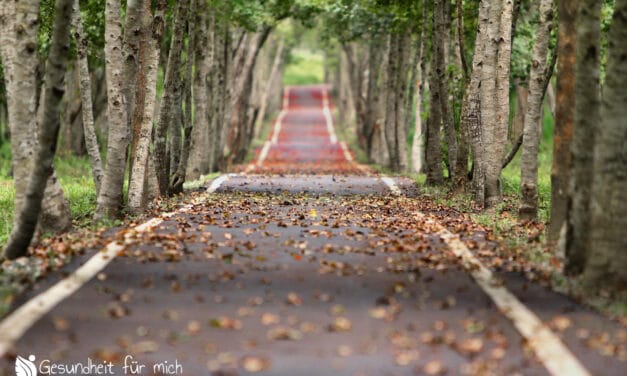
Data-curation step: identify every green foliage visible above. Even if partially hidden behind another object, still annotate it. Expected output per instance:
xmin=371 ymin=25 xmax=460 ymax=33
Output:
xmin=283 ymin=49 xmax=325 ymax=85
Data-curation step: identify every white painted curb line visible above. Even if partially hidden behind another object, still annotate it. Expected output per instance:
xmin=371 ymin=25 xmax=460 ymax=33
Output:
xmin=0 ymin=174 xmax=232 ymax=357
xmin=380 ymin=176 xmax=590 ymax=376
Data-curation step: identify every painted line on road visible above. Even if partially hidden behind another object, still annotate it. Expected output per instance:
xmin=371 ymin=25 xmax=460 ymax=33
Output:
xmin=322 ymin=89 xmax=338 ymax=145
xmin=382 ymin=175 xmax=590 ymax=375
xmin=0 ymin=175 xmax=232 ymax=357
xmin=422 ymin=215 xmax=591 ymax=376
xmin=207 ymin=174 xmax=234 ymax=193
xmin=380 ymin=176 xmax=402 ymax=195
xmin=339 ymin=141 xmax=354 ymax=162
xmin=270 ymin=110 xmax=287 ymax=145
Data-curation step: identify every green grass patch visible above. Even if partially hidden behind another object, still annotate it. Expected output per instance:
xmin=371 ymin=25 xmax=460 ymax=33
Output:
xmin=0 ymin=152 xmax=97 ymax=246
xmin=283 ymin=49 xmax=325 ymax=86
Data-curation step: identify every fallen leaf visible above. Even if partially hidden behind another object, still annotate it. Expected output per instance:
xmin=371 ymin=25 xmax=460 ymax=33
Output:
xmin=423 ymin=360 xmax=446 ymax=375
xmin=329 ymin=317 xmax=352 ymax=332
xmin=241 ymin=356 xmax=270 ymax=373
xmin=285 ymin=292 xmax=303 ymax=306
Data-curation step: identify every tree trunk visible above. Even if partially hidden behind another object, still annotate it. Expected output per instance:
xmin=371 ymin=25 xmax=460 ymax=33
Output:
xmin=127 ymin=0 xmax=167 ymax=212
xmin=225 ymin=28 xmax=272 ymax=165
xmin=3 ymin=0 xmax=73 ymax=259
xmin=426 ymin=28 xmax=444 ymax=185
xmin=480 ymin=0 xmax=514 ymax=209
xmin=565 ymin=0 xmax=601 ymax=274
xmin=72 ymin=0 xmax=103 ymax=194
xmin=411 ymin=9 xmax=427 ymax=174
xmin=255 ymin=39 xmax=284 ymax=138
xmin=383 ymin=33 xmax=410 ymax=173
xmin=519 ymin=0 xmax=554 ymax=220
xmin=60 ymin=65 xmax=86 ymax=156
xmin=435 ymin=0 xmax=458 ymax=181
xmin=463 ymin=0 xmax=489 ymax=203
xmin=170 ymin=0 xmax=197 ymax=195
xmin=584 ymin=0 xmax=627 ymax=293
xmin=549 ymin=0 xmax=579 ymax=241
xmin=154 ymin=0 xmax=188 ymax=196
xmin=122 ymin=0 xmax=143 ymax=131
xmin=186 ymin=4 xmax=212 ymax=181
xmin=95 ymin=0 xmax=131 ymax=220
xmin=1 ymin=0 xmax=71 ymax=234
xmin=212 ymin=22 xmax=229 ymax=172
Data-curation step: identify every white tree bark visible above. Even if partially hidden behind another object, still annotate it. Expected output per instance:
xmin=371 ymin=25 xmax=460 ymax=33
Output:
xmin=127 ymin=0 xmax=166 ymax=212
xmin=72 ymin=0 xmax=103 ymax=194
xmin=519 ymin=0 xmax=553 ymax=220
xmin=95 ymin=0 xmax=131 ymax=220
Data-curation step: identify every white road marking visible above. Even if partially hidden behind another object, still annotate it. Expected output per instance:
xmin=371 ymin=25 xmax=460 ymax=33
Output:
xmin=380 ymin=176 xmax=402 ymax=195
xmin=270 ymin=110 xmax=287 ymax=145
xmin=0 ymin=173 xmax=236 ymax=356
xmin=339 ymin=141 xmax=354 ymax=162
xmin=420 ymin=214 xmax=591 ymax=376
xmin=0 ymin=204 xmax=198 ymax=357
xmin=322 ymin=89 xmax=338 ymax=145
xmin=382 ymin=175 xmax=590 ymax=375
xmin=256 ymin=141 xmax=272 ymax=168
xmin=207 ymin=174 xmax=233 ymax=193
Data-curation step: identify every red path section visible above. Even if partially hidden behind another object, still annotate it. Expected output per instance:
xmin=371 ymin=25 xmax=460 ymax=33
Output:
xmin=244 ymin=85 xmax=367 ymax=175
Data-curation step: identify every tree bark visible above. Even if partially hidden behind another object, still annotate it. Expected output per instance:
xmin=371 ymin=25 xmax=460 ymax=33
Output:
xmin=186 ymin=4 xmax=212 ymax=181
xmin=519 ymin=0 xmax=554 ymax=220
xmin=384 ymin=33 xmax=410 ymax=173
xmin=1 ymin=0 xmax=71 ymax=234
xmin=127 ymin=0 xmax=167 ymax=212
xmin=154 ymin=0 xmax=188 ymax=196
xmin=225 ymin=28 xmax=272 ymax=165
xmin=565 ymin=0 xmax=601 ymax=274
xmin=95 ymin=0 xmax=131 ymax=220
xmin=212 ymin=22 xmax=230 ymax=172
xmin=584 ymin=0 xmax=627 ymax=293
xmin=480 ymin=0 xmax=514 ymax=209
xmin=426 ymin=26 xmax=444 ymax=185
xmin=549 ymin=0 xmax=579 ymax=241
xmin=411 ymin=8 xmax=427 ymax=174
xmin=435 ymin=0 xmax=458 ymax=180
xmin=3 ymin=0 xmax=73 ymax=259
xmin=170 ymin=0 xmax=197 ymax=195
xmin=72 ymin=0 xmax=103 ymax=195
xmin=463 ymin=0 xmax=489 ymax=203
xmin=255 ymin=39 xmax=284 ymax=138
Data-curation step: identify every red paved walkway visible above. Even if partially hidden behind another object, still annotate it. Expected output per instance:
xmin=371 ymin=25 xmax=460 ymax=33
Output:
xmin=245 ymin=85 xmax=366 ymax=175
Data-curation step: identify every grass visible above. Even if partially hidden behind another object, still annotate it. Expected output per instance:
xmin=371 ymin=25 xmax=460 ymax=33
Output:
xmin=283 ymin=48 xmax=325 ymax=86
xmin=0 ymin=147 xmax=98 ymax=246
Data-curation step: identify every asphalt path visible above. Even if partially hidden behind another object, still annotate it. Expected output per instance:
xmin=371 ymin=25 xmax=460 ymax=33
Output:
xmin=0 ymin=85 xmax=624 ymax=376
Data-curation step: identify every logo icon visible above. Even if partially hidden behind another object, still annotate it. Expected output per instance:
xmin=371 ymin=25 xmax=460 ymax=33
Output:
xmin=15 ymin=355 xmax=37 ymax=376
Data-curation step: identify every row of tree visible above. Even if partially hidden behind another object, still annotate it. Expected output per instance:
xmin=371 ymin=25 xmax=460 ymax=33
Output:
xmin=0 ymin=0 xmax=624 ymax=295
xmin=325 ymin=0 xmax=624 ymax=295
xmin=0 ymin=0 xmax=309 ymax=258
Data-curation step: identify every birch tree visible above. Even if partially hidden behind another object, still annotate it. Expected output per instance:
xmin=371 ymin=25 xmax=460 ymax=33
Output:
xmin=0 ymin=0 xmax=71 ymax=234
xmin=3 ymin=0 xmax=73 ymax=259
xmin=154 ymin=0 xmax=188 ymax=196
xmin=95 ymin=0 xmax=131 ymax=220
xmin=71 ymin=0 xmax=103 ymax=194
xmin=479 ymin=0 xmax=514 ymax=208
xmin=519 ymin=0 xmax=554 ymax=220
xmin=127 ymin=0 xmax=167 ymax=212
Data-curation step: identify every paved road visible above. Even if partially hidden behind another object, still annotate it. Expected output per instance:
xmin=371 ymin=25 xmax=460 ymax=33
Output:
xmin=0 ymin=86 xmax=624 ymax=376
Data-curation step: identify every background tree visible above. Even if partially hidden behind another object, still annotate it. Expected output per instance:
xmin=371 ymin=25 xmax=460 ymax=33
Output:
xmin=3 ymin=0 xmax=73 ymax=259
